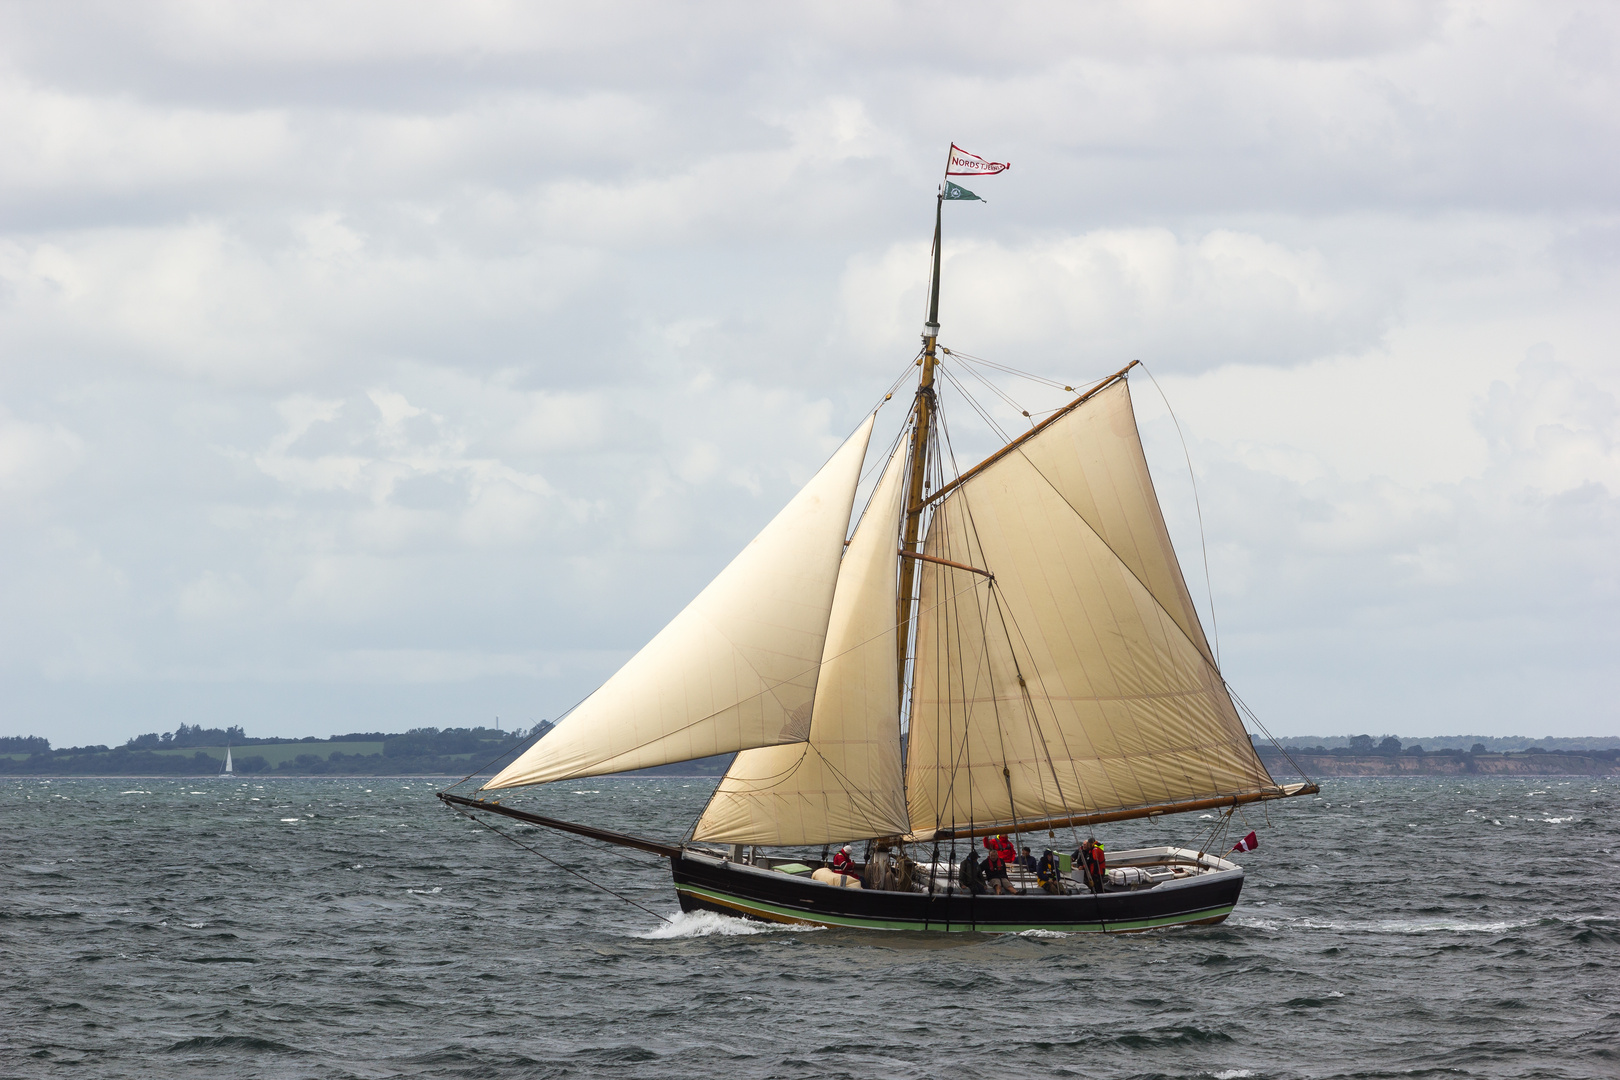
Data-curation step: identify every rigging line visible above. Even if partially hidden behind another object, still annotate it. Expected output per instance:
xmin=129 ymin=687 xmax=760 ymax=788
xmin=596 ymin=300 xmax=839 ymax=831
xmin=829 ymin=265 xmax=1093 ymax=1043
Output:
xmin=936 ymin=362 xmax=1012 ymax=444
xmin=941 ymin=353 xmax=1030 ymax=422
xmin=933 ymin=479 xmax=1023 ymax=846
xmin=938 ymin=401 xmax=1083 ymax=838
xmin=987 ymin=580 xmax=1088 ymax=840
xmin=1137 ymin=361 xmax=1221 ymax=671
xmin=941 ymin=347 xmax=1076 ymax=391
xmin=446 ymin=802 xmax=672 ymax=924
xmin=929 ymin=406 xmax=981 ymax=835
xmin=932 ymin=417 xmax=991 ymax=838
xmin=1227 ymin=684 xmax=1315 ymax=787
xmin=933 ymin=508 xmax=1004 ymax=841
xmin=945 ymin=354 xmax=1037 ymax=429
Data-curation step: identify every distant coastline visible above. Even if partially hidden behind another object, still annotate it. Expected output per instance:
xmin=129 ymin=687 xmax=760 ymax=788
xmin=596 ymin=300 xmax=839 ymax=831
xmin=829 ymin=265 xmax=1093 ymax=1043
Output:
xmin=1258 ymin=747 xmax=1620 ymax=777
xmin=4 ymin=723 xmax=1615 ymax=779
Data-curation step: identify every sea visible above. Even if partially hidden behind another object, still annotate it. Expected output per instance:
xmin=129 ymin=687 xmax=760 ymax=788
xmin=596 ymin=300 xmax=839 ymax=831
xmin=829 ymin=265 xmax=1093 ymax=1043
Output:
xmin=3 ymin=775 xmax=1616 ymax=1079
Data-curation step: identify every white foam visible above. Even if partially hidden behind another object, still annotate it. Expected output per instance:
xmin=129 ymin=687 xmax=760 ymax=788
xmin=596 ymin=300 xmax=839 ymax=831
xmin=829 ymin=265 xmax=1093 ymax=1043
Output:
xmin=1017 ymin=928 xmax=1071 ymax=939
xmin=279 ymin=818 xmax=300 ymax=823
xmin=407 ymin=887 xmax=442 ymax=895
xmin=636 ymin=909 xmax=822 ymax=940
xmin=1378 ymin=918 xmax=1520 ymax=934
xmin=1542 ymin=816 xmax=1575 ymax=823
xmin=120 ymin=791 xmax=150 ymax=795
xmin=1214 ymin=1070 xmax=1256 ymax=1079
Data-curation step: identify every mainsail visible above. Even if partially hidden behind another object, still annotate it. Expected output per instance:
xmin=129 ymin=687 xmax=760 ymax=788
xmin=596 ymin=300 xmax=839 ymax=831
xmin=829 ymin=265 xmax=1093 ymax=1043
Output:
xmin=904 ymin=379 xmax=1280 ymax=839
xmin=486 ymin=415 xmax=877 ymax=789
xmin=693 ymin=439 xmax=912 ymax=845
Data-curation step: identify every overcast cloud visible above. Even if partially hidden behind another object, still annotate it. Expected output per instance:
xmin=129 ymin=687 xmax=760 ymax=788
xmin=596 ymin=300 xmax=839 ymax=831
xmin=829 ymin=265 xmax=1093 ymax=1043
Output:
xmin=1 ymin=1 xmax=1615 ymax=745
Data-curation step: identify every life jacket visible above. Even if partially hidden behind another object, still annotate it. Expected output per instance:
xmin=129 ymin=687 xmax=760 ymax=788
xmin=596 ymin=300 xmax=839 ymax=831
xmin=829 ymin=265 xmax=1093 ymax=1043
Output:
xmin=830 ymin=850 xmax=853 ymax=874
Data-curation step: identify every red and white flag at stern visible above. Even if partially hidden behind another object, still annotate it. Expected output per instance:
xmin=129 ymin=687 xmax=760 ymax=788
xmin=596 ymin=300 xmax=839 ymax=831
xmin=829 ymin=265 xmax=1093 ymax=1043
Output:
xmin=1231 ymin=831 xmax=1259 ymax=853
xmin=946 ymin=144 xmax=1010 ymax=176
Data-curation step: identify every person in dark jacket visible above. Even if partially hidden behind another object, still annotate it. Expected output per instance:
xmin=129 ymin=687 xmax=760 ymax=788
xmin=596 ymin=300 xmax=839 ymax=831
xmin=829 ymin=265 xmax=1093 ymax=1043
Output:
xmin=1017 ymin=845 xmax=1038 ymax=873
xmin=1036 ymin=848 xmax=1064 ymax=894
xmin=957 ymin=850 xmax=986 ymax=895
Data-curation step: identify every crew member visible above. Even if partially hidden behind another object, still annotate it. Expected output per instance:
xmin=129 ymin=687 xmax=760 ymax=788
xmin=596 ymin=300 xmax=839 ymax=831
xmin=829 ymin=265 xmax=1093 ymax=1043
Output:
xmin=830 ymin=844 xmax=855 ymax=877
xmin=958 ymin=850 xmax=986 ymax=895
xmin=1017 ymin=845 xmax=1038 ymax=873
xmin=984 ymin=851 xmax=1017 ymax=895
xmin=1036 ymin=848 xmax=1064 ymax=894
xmin=1077 ymin=838 xmax=1106 ymax=892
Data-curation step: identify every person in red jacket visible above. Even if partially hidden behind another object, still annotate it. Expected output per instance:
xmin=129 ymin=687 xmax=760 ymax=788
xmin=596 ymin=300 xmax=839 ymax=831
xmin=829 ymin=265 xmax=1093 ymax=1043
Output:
xmin=829 ymin=844 xmax=856 ymax=877
xmin=1076 ymin=838 xmax=1106 ymax=893
xmin=983 ymin=833 xmax=1016 ymax=864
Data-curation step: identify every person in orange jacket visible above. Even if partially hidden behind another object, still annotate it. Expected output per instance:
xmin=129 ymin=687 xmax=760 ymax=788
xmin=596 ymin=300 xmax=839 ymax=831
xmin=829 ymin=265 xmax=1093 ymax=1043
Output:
xmin=983 ymin=833 xmax=1016 ymax=864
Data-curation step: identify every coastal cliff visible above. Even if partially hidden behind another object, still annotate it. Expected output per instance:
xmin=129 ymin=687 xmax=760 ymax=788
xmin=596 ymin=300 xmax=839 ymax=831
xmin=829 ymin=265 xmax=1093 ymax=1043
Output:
xmin=1257 ymin=749 xmax=1620 ymax=777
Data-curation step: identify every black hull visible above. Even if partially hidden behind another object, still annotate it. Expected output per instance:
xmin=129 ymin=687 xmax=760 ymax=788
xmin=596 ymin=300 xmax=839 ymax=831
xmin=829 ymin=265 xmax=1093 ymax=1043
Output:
xmin=670 ymin=851 xmax=1243 ymax=933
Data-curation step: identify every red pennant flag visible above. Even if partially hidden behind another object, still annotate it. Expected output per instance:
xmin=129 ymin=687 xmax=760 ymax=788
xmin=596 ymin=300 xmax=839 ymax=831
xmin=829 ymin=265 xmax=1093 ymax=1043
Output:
xmin=946 ymin=144 xmax=1011 ymax=176
xmin=1231 ymin=831 xmax=1259 ymax=853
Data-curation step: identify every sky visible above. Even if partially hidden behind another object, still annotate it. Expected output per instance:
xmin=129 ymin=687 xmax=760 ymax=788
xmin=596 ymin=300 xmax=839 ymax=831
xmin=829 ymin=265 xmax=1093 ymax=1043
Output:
xmin=1 ymin=1 xmax=1615 ymax=747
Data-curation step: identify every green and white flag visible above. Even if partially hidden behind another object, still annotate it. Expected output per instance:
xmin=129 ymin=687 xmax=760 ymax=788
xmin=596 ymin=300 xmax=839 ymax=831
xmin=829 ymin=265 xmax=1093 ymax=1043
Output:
xmin=943 ymin=181 xmax=982 ymax=202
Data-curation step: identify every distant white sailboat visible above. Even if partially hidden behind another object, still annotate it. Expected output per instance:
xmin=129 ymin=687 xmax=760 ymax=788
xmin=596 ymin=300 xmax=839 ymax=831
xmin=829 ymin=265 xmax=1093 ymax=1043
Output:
xmin=221 ymin=745 xmax=233 ymax=776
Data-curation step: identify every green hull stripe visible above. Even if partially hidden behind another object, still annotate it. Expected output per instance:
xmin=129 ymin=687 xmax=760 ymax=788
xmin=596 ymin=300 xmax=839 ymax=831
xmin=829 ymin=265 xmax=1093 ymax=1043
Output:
xmin=676 ymin=883 xmax=1233 ymax=933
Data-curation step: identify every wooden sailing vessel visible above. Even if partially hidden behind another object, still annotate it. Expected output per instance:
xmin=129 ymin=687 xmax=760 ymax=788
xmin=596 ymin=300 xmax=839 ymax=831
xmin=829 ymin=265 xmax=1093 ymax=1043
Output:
xmin=441 ymin=173 xmax=1316 ymax=933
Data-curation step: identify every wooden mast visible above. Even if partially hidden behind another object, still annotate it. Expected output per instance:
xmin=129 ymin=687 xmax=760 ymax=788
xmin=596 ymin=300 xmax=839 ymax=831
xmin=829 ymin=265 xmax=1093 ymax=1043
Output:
xmin=895 ymin=190 xmax=945 ymax=699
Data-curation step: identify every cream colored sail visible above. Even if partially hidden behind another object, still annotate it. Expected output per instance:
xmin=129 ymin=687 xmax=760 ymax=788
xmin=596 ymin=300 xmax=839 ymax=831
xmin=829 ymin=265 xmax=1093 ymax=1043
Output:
xmin=486 ymin=415 xmax=877 ymax=790
xmin=905 ymin=379 xmax=1278 ymax=837
xmin=693 ymin=439 xmax=912 ymax=845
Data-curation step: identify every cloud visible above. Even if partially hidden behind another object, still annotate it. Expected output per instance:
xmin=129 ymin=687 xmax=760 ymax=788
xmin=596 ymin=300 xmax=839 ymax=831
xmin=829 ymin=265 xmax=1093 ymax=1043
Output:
xmin=842 ymin=227 xmax=1394 ymax=371
xmin=0 ymin=1 xmax=1615 ymax=744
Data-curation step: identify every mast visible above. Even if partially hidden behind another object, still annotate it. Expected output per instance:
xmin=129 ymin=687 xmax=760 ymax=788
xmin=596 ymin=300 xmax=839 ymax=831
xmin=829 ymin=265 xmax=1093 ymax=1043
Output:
xmin=896 ymin=191 xmax=944 ymax=696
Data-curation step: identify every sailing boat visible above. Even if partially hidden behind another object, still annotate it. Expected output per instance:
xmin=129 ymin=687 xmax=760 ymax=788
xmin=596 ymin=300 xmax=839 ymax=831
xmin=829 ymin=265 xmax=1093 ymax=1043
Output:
xmin=441 ymin=166 xmax=1317 ymax=933
xmin=220 ymin=745 xmax=234 ymax=777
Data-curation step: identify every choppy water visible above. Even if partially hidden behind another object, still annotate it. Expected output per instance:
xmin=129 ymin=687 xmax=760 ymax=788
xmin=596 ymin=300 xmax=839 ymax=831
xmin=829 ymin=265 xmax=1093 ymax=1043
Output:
xmin=3 ymin=775 xmax=1617 ymax=1079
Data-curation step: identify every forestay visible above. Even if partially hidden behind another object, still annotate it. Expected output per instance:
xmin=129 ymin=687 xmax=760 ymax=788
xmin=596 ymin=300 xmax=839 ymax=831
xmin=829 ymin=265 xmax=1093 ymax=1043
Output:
xmin=905 ymin=380 xmax=1278 ymax=837
xmin=486 ymin=416 xmax=877 ymax=789
xmin=694 ymin=439 xmax=912 ymax=845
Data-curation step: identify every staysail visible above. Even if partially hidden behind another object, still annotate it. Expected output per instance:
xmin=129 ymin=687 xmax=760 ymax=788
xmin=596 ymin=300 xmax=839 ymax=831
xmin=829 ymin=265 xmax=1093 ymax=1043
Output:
xmin=485 ymin=415 xmax=877 ymax=789
xmin=904 ymin=379 xmax=1280 ymax=839
xmin=693 ymin=439 xmax=912 ymax=845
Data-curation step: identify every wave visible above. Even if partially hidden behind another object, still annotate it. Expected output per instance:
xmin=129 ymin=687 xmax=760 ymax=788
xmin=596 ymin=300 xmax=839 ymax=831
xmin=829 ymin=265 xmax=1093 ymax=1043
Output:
xmin=166 ymin=1034 xmax=305 ymax=1054
xmin=635 ymin=909 xmax=823 ymax=940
